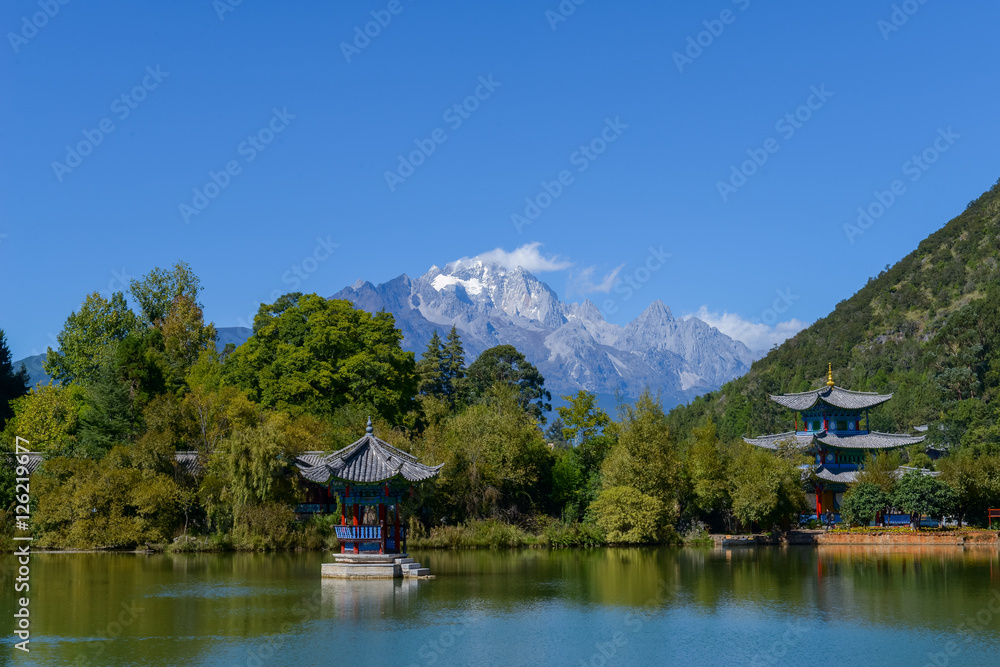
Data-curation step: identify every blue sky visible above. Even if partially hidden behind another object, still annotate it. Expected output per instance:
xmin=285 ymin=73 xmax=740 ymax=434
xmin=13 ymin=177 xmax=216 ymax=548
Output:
xmin=2 ymin=1 xmax=998 ymax=359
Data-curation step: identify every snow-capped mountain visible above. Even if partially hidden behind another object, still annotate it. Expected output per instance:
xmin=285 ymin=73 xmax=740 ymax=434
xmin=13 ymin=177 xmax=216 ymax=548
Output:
xmin=331 ymin=257 xmax=758 ymax=407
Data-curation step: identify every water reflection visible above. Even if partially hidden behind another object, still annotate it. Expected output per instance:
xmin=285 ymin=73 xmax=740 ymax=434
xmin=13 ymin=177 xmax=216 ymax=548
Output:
xmin=1 ymin=547 xmax=998 ymax=666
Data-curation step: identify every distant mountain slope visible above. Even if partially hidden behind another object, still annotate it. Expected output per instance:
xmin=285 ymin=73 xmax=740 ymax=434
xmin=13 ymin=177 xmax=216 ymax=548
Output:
xmin=331 ymin=257 xmax=760 ymax=407
xmin=666 ymin=178 xmax=1000 ymax=447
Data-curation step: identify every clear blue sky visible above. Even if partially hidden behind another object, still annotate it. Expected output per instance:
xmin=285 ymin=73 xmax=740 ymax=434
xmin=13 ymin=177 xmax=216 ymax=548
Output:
xmin=2 ymin=1 xmax=998 ymax=359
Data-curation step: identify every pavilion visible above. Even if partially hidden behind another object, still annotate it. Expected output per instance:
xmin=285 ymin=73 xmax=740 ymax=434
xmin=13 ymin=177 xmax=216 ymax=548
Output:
xmin=744 ymin=364 xmax=926 ymax=519
xmin=295 ymin=418 xmax=442 ymax=556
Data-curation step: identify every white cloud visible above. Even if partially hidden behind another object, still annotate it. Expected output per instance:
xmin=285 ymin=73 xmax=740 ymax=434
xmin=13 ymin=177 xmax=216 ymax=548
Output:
xmin=683 ymin=306 xmax=809 ymax=353
xmin=470 ymin=242 xmax=572 ymax=273
xmin=571 ymin=263 xmax=626 ymax=294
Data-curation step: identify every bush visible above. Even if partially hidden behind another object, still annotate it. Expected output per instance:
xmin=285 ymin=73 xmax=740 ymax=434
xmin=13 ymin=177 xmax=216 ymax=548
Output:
xmin=409 ymin=519 xmax=535 ymax=549
xmin=232 ymin=503 xmax=297 ymax=551
xmin=840 ymin=482 xmax=889 ymax=527
xmin=588 ymin=486 xmax=676 ymax=544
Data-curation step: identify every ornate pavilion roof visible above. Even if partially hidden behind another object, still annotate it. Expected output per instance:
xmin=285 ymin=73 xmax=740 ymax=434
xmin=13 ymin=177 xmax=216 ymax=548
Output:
xmin=744 ymin=430 xmax=925 ymax=450
xmin=815 ymin=431 xmax=925 ymax=449
xmin=769 ymin=385 xmax=893 ymax=411
xmin=742 ymin=432 xmax=814 ymax=450
xmin=295 ymin=419 xmax=443 ymax=485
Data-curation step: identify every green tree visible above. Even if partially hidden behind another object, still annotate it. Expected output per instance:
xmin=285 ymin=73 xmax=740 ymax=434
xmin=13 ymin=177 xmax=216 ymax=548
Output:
xmin=441 ymin=326 xmax=467 ymax=404
xmin=685 ymin=418 xmax=732 ymax=521
xmin=222 ymin=294 xmax=416 ymax=421
xmin=416 ymin=331 xmax=447 ymax=398
xmin=601 ymin=391 xmax=679 ymax=509
xmin=466 ymin=344 xmax=551 ymax=422
xmin=855 ymin=450 xmax=903 ymax=496
xmin=839 ymin=482 xmax=889 ymax=527
xmin=44 ymin=292 xmax=141 ymax=385
xmin=893 ymin=471 xmax=957 ymax=527
xmin=557 ymin=391 xmax=610 ymax=445
xmin=1 ymin=384 xmax=86 ymax=456
xmin=589 ymin=486 xmax=673 ymax=544
xmin=0 ymin=329 xmax=30 ymax=427
xmin=129 ymin=261 xmax=204 ymax=327
xmin=438 ymin=385 xmax=552 ymax=520
xmin=729 ymin=445 xmax=806 ymax=532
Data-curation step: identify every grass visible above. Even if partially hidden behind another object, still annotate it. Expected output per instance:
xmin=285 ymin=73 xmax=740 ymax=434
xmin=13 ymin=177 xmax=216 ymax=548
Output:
xmin=408 ymin=518 xmax=607 ymax=549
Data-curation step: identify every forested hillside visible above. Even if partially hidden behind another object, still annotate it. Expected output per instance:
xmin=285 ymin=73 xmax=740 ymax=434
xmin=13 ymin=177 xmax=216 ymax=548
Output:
xmin=668 ymin=178 xmax=1000 ymax=453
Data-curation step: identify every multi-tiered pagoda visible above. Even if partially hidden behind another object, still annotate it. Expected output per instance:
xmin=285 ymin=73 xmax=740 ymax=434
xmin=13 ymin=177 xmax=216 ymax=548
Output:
xmin=745 ymin=365 xmax=925 ymax=519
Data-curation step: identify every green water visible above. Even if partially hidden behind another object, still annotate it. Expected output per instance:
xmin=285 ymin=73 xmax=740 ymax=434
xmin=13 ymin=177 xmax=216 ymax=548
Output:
xmin=2 ymin=546 xmax=999 ymax=666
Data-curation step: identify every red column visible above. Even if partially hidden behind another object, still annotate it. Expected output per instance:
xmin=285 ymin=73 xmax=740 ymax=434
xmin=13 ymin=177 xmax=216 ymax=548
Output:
xmin=353 ymin=502 xmax=361 ymax=554
xmin=394 ymin=503 xmax=401 ymax=554
xmin=815 ymin=485 xmax=822 ymax=519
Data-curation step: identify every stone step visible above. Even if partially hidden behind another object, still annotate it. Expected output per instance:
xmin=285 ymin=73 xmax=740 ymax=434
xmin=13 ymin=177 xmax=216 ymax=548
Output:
xmin=401 ymin=562 xmax=423 ymax=571
xmin=405 ymin=567 xmax=430 ymax=577
xmin=394 ymin=557 xmax=414 ymax=565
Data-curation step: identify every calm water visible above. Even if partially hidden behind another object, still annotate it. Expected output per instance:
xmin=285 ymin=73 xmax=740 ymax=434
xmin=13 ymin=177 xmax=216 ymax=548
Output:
xmin=3 ymin=546 xmax=1000 ymax=666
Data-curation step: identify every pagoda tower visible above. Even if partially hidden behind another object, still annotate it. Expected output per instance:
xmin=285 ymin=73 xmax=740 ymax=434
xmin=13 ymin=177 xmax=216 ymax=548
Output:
xmin=744 ymin=364 xmax=925 ymax=519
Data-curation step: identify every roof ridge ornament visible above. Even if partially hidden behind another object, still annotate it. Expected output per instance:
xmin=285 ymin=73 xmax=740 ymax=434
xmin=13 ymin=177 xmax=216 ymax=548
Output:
xmin=366 ymin=417 xmax=373 ymax=434
xmin=826 ymin=363 xmax=835 ymax=387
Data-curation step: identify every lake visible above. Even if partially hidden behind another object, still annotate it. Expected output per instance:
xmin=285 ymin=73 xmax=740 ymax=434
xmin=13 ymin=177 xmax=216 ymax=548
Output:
xmin=3 ymin=546 xmax=999 ymax=666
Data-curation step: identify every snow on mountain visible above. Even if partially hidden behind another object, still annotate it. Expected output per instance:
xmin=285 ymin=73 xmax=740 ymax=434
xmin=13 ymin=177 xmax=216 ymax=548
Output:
xmin=330 ymin=258 xmax=757 ymax=407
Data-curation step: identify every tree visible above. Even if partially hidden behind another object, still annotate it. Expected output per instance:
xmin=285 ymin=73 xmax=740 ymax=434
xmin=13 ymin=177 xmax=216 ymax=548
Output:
xmin=601 ymin=391 xmax=679 ymax=508
xmin=854 ymin=450 xmax=903 ymax=496
xmin=557 ymin=391 xmax=610 ymax=445
xmin=589 ymin=486 xmax=672 ymax=544
xmin=129 ymin=261 xmax=203 ymax=327
xmin=222 ymin=294 xmax=416 ymax=421
xmin=44 ymin=292 xmax=141 ymax=385
xmin=416 ymin=331 xmax=447 ymax=398
xmin=685 ymin=418 xmax=732 ymax=521
xmin=157 ymin=294 xmax=217 ymax=388
xmin=466 ymin=344 xmax=551 ymax=422
xmin=441 ymin=326 xmax=467 ymax=404
xmin=1 ymin=384 xmax=86 ymax=456
xmin=729 ymin=445 xmax=806 ymax=532
xmin=839 ymin=482 xmax=889 ymax=527
xmin=0 ymin=329 xmax=30 ymax=427
xmin=438 ymin=385 xmax=552 ymax=520
xmin=893 ymin=471 xmax=957 ymax=528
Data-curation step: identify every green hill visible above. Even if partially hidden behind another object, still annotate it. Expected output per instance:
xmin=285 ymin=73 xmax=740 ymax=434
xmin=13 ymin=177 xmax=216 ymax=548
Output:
xmin=668 ymin=178 xmax=1000 ymax=454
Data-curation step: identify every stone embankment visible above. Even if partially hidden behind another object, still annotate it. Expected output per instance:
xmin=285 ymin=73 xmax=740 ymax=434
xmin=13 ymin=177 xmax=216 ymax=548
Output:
xmin=710 ymin=530 xmax=1000 ymax=547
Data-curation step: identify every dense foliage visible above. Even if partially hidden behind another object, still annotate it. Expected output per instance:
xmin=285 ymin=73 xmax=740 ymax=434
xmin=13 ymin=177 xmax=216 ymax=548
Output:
xmin=5 ymin=179 xmax=1000 ymax=550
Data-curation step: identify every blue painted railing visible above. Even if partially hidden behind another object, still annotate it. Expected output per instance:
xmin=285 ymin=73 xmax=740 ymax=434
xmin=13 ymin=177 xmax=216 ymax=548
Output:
xmin=334 ymin=525 xmax=382 ymax=540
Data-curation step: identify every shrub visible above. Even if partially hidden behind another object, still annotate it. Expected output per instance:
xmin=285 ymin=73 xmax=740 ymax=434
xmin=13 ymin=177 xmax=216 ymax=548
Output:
xmin=588 ymin=486 xmax=675 ymax=544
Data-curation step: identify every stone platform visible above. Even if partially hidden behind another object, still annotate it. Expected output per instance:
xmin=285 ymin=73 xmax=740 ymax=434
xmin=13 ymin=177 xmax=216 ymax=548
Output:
xmin=321 ymin=554 xmax=432 ymax=579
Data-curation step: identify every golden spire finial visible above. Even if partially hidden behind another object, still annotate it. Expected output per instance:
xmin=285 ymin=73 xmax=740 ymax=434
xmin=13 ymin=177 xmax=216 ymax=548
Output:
xmin=826 ymin=363 xmax=835 ymax=387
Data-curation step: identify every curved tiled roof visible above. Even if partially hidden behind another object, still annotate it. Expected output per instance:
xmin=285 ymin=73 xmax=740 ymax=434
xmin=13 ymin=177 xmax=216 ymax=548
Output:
xmin=295 ymin=425 xmax=443 ymax=484
xmin=815 ymin=431 xmax=925 ymax=450
xmin=811 ymin=465 xmax=858 ymax=484
xmin=742 ymin=432 xmax=814 ymax=450
xmin=769 ymin=385 xmax=893 ymax=411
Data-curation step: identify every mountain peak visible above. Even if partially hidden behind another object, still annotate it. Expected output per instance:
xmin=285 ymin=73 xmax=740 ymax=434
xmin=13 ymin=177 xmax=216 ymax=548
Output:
xmin=638 ymin=299 xmax=674 ymax=324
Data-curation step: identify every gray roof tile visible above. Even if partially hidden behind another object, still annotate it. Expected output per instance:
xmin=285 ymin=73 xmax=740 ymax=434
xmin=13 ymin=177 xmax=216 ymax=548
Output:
xmin=770 ymin=385 xmax=893 ymax=411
